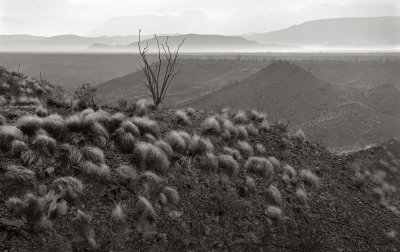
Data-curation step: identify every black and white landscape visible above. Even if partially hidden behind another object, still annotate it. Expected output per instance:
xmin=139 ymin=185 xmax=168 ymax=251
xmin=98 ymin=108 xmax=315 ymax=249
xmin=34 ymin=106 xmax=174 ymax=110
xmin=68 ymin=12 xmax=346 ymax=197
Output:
xmin=0 ymin=0 xmax=400 ymax=251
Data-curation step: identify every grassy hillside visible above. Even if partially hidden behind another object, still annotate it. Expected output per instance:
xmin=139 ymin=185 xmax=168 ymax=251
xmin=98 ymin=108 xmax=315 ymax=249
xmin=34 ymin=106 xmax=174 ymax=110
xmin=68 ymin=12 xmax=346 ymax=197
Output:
xmin=0 ymin=102 xmax=399 ymax=251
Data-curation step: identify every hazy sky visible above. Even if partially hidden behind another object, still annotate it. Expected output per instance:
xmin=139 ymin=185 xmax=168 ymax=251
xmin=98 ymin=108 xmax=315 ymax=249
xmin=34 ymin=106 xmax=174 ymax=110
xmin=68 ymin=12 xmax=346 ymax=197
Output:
xmin=1 ymin=0 xmax=399 ymax=36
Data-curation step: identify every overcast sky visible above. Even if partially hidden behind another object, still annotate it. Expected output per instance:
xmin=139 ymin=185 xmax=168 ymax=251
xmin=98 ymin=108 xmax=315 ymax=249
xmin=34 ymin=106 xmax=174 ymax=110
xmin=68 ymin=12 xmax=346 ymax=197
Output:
xmin=1 ymin=0 xmax=399 ymax=36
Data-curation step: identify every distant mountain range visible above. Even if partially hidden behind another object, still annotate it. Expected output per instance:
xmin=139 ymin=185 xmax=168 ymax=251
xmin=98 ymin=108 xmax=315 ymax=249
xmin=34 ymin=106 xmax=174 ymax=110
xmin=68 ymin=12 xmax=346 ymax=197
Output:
xmin=1 ymin=16 xmax=399 ymax=52
xmin=244 ymin=16 xmax=400 ymax=50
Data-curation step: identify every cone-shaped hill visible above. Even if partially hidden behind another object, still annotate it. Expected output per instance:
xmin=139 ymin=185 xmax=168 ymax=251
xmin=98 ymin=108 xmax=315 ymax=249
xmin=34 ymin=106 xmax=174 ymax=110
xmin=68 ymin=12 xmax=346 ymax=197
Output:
xmin=187 ymin=60 xmax=344 ymax=124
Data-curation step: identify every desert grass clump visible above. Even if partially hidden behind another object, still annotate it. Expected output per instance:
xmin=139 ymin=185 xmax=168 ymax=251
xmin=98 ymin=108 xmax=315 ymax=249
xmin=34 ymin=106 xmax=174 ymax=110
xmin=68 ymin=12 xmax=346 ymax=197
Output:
xmin=52 ymin=176 xmax=84 ymax=201
xmin=245 ymin=157 xmax=274 ymax=177
xmin=82 ymin=109 xmax=112 ymax=129
xmin=111 ymin=112 xmax=126 ymax=127
xmin=82 ymin=146 xmax=105 ymax=165
xmin=299 ymin=169 xmax=320 ymax=187
xmin=259 ymin=119 xmax=271 ymax=131
xmin=33 ymin=133 xmax=56 ymax=155
xmin=265 ymin=184 xmax=282 ymax=205
xmin=246 ymin=123 xmax=259 ymax=136
xmin=132 ymin=142 xmax=170 ymax=173
xmin=165 ymin=130 xmax=188 ymax=154
xmin=237 ymin=140 xmax=254 ymax=158
xmin=163 ymin=186 xmax=179 ymax=204
xmin=16 ymin=115 xmax=42 ymax=136
xmin=250 ymin=110 xmax=267 ymax=122
xmin=79 ymin=161 xmax=110 ymax=179
xmin=265 ymin=206 xmax=283 ymax=221
xmin=114 ymin=129 xmax=136 ymax=153
xmin=234 ymin=110 xmax=249 ymax=124
xmin=111 ymin=204 xmax=125 ymax=221
xmin=189 ymin=134 xmax=214 ymax=156
xmin=120 ymin=120 xmax=140 ymax=137
xmin=132 ymin=116 xmax=159 ymax=137
xmin=0 ymin=114 xmax=6 ymax=126
xmin=222 ymin=118 xmax=238 ymax=139
xmin=296 ymin=188 xmax=308 ymax=204
xmin=236 ymin=125 xmax=249 ymax=140
xmin=175 ymin=110 xmax=191 ymax=125
xmin=89 ymin=122 xmax=109 ymax=140
xmin=185 ymin=107 xmax=196 ymax=116
xmin=201 ymin=116 xmax=220 ymax=135
xmin=5 ymin=165 xmax=36 ymax=184
xmin=155 ymin=140 xmax=174 ymax=159
xmin=35 ymin=105 xmax=48 ymax=117
xmin=20 ymin=150 xmax=36 ymax=167
xmin=61 ymin=144 xmax=82 ymax=168
xmin=135 ymin=196 xmax=156 ymax=222
xmin=0 ymin=125 xmax=24 ymax=151
xmin=255 ymin=143 xmax=266 ymax=155
xmin=268 ymin=156 xmax=281 ymax=171
xmin=245 ymin=176 xmax=256 ymax=194
xmin=41 ymin=114 xmax=66 ymax=139
xmin=223 ymin=146 xmax=242 ymax=161
xmin=66 ymin=114 xmax=82 ymax=132
xmin=217 ymin=154 xmax=240 ymax=177
xmin=74 ymin=210 xmax=97 ymax=249
xmin=283 ymin=164 xmax=296 ymax=177
xmin=116 ymin=165 xmax=138 ymax=182
xmin=11 ymin=139 xmax=28 ymax=157
xmin=198 ymin=152 xmax=218 ymax=171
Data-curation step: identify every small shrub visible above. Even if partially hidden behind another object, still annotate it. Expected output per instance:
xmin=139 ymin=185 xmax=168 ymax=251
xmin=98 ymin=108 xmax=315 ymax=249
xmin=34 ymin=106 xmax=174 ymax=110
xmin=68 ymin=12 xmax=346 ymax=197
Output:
xmin=198 ymin=152 xmax=218 ymax=171
xmin=245 ymin=157 xmax=274 ymax=177
xmin=265 ymin=206 xmax=283 ymax=221
xmin=217 ymin=154 xmax=240 ymax=177
xmin=175 ymin=110 xmax=191 ymax=125
xmin=74 ymin=83 xmax=99 ymax=109
xmin=82 ymin=146 xmax=105 ymax=165
xmin=135 ymin=196 xmax=156 ymax=223
xmin=132 ymin=142 xmax=170 ymax=174
xmin=201 ymin=116 xmax=220 ymax=135
xmin=11 ymin=140 xmax=28 ymax=157
xmin=237 ymin=140 xmax=254 ymax=158
xmin=189 ymin=134 xmax=213 ymax=156
xmin=132 ymin=116 xmax=159 ymax=137
xmin=16 ymin=115 xmax=42 ymax=136
xmin=32 ymin=134 xmax=56 ymax=155
xmin=250 ymin=110 xmax=267 ymax=122
xmin=163 ymin=187 xmax=179 ymax=204
xmin=35 ymin=105 xmax=48 ymax=117
xmin=265 ymin=184 xmax=282 ymax=205
xmin=299 ymin=169 xmax=320 ymax=187
xmin=294 ymin=129 xmax=306 ymax=141
xmin=117 ymin=99 xmax=128 ymax=112
xmin=165 ymin=130 xmax=187 ymax=154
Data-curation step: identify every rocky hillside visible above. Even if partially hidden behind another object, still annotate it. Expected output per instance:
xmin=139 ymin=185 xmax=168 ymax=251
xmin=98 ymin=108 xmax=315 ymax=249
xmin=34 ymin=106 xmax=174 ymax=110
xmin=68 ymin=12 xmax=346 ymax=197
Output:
xmin=0 ymin=102 xmax=399 ymax=251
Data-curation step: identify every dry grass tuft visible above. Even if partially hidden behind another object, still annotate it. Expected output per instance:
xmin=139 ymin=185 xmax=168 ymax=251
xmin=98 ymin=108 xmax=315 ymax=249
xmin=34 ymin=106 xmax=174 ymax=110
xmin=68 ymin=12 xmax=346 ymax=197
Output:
xmin=33 ymin=133 xmax=56 ymax=155
xmin=41 ymin=114 xmax=66 ymax=139
xmin=265 ymin=206 xmax=283 ymax=221
xmin=255 ymin=144 xmax=266 ymax=155
xmin=82 ymin=146 xmax=105 ymax=165
xmin=265 ymin=184 xmax=282 ymax=205
xmin=175 ymin=110 xmax=191 ymax=125
xmin=189 ymin=134 xmax=214 ymax=156
xmin=233 ymin=110 xmax=249 ymax=124
xmin=217 ymin=154 xmax=240 ymax=176
xmin=165 ymin=130 xmax=188 ymax=154
xmin=155 ymin=140 xmax=174 ymax=159
xmin=114 ymin=129 xmax=136 ymax=153
xmin=223 ymin=146 xmax=242 ymax=161
xmin=236 ymin=125 xmax=249 ymax=140
xmin=237 ymin=141 xmax=254 ymax=158
xmin=0 ymin=125 xmax=24 ymax=151
xmin=120 ymin=120 xmax=140 ymax=137
xmin=198 ymin=152 xmax=219 ymax=171
xmin=116 ymin=165 xmax=138 ymax=181
xmin=163 ymin=186 xmax=179 ymax=204
xmin=52 ymin=176 xmax=84 ymax=200
xmin=11 ymin=139 xmax=29 ymax=157
xmin=299 ymin=169 xmax=320 ymax=187
xmin=79 ymin=161 xmax=110 ymax=179
xmin=296 ymin=188 xmax=308 ymax=204
xmin=66 ymin=114 xmax=82 ymax=132
xmin=135 ymin=196 xmax=156 ymax=222
xmin=5 ymin=165 xmax=36 ymax=184
xmin=16 ymin=115 xmax=42 ymax=136
xmin=245 ymin=157 xmax=274 ymax=177
xmin=201 ymin=116 xmax=221 ymax=135
xmin=283 ymin=164 xmax=297 ymax=177
xmin=132 ymin=142 xmax=170 ymax=174
xmin=132 ymin=116 xmax=159 ymax=137
xmin=35 ymin=105 xmax=48 ymax=117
